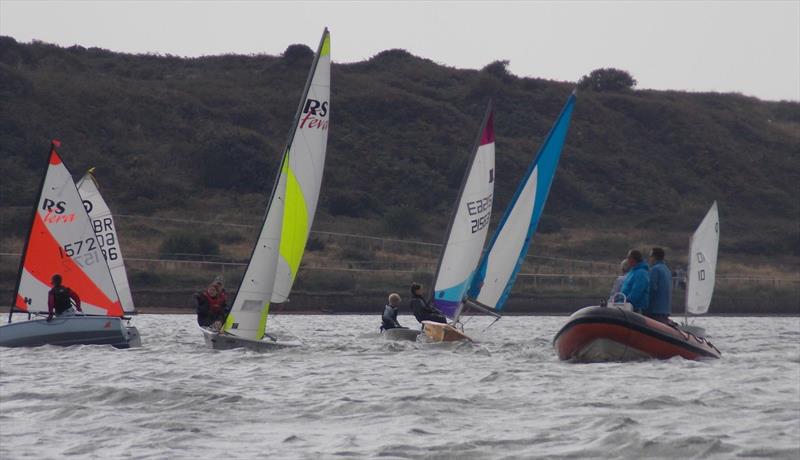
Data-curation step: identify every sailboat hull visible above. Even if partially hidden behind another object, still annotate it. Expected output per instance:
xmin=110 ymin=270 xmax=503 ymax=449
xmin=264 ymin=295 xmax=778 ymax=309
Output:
xmin=0 ymin=316 xmax=141 ymax=348
xmin=382 ymin=328 xmax=421 ymax=341
xmin=553 ymin=306 xmax=721 ymax=362
xmin=421 ymin=321 xmax=472 ymax=342
xmin=200 ymin=326 xmax=301 ymax=351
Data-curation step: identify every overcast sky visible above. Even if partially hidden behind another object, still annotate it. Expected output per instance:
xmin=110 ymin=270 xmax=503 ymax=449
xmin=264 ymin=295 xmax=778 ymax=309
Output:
xmin=1 ymin=1 xmax=798 ymax=101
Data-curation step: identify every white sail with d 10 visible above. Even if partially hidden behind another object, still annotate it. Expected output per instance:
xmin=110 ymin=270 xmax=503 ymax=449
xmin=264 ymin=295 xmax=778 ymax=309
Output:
xmin=686 ymin=201 xmax=719 ymax=315
xmin=77 ymin=170 xmax=135 ymax=314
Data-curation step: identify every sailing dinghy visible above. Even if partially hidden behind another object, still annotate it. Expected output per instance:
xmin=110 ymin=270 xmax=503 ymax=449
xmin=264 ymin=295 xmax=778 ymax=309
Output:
xmin=424 ymin=92 xmax=577 ymax=342
xmin=200 ymin=28 xmax=330 ymax=351
xmin=0 ymin=142 xmax=140 ymax=348
xmin=421 ymin=101 xmax=497 ymax=343
xmin=553 ymin=203 xmax=722 ymax=362
xmin=680 ymin=201 xmax=720 ymax=337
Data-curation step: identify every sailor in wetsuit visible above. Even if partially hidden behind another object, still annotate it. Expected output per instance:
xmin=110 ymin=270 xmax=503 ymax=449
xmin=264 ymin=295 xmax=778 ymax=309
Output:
xmin=47 ymin=274 xmax=82 ymax=321
xmin=194 ymin=277 xmax=229 ymax=329
xmin=380 ymin=293 xmax=404 ymax=331
xmin=409 ymin=282 xmax=448 ymax=324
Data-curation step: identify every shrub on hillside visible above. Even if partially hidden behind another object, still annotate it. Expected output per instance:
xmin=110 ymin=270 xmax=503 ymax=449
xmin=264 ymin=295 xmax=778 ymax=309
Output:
xmin=383 ymin=206 xmax=422 ymax=238
xmin=578 ymin=68 xmax=637 ymax=92
xmin=159 ymin=232 xmax=220 ymax=259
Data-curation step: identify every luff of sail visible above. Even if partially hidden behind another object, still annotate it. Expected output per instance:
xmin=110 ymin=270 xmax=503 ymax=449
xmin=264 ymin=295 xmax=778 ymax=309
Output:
xmin=77 ymin=171 xmax=135 ymax=314
xmin=431 ymin=102 xmax=496 ymax=319
xmin=469 ymin=92 xmax=576 ymax=311
xmin=13 ymin=142 xmax=123 ymax=316
xmin=686 ymin=201 xmax=719 ymax=315
xmin=222 ymin=29 xmax=330 ymax=341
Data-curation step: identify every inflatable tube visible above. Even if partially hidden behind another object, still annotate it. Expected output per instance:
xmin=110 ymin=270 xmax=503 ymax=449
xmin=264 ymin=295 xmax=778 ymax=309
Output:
xmin=553 ymin=306 xmax=720 ymax=362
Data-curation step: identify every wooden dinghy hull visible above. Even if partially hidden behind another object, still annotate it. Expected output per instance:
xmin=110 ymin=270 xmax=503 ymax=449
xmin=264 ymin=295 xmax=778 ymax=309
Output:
xmin=421 ymin=321 xmax=472 ymax=342
xmin=0 ymin=316 xmax=141 ymax=349
xmin=553 ymin=306 xmax=721 ymax=362
xmin=200 ymin=326 xmax=301 ymax=351
xmin=382 ymin=328 xmax=422 ymax=341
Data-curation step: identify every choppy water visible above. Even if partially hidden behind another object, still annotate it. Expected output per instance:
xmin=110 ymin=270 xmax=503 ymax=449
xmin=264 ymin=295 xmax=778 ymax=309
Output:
xmin=1 ymin=314 xmax=798 ymax=459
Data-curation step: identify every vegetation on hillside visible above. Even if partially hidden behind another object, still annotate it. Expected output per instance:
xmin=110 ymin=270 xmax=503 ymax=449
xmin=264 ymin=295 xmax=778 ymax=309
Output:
xmin=0 ymin=36 xmax=798 ymax=274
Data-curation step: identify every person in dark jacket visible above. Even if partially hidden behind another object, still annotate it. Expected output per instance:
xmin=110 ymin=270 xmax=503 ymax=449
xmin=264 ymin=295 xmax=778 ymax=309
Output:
xmin=380 ymin=293 xmax=403 ymax=331
xmin=195 ymin=277 xmax=229 ymax=328
xmin=646 ymin=247 xmax=673 ymax=323
xmin=409 ymin=282 xmax=447 ymax=324
xmin=621 ymin=250 xmax=650 ymax=312
xmin=47 ymin=274 xmax=82 ymax=321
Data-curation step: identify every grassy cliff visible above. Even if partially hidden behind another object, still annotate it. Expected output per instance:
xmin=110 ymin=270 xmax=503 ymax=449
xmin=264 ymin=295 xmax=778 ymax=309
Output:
xmin=0 ymin=37 xmax=797 ymax=312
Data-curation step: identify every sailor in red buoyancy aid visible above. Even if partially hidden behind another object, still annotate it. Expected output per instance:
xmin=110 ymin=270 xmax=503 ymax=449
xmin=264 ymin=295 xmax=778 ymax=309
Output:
xmin=47 ymin=274 xmax=82 ymax=321
xmin=194 ymin=276 xmax=229 ymax=329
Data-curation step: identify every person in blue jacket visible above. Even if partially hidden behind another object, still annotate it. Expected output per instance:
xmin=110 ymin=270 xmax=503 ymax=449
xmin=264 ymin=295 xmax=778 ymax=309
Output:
xmin=647 ymin=247 xmax=673 ymax=323
xmin=621 ymin=249 xmax=649 ymax=312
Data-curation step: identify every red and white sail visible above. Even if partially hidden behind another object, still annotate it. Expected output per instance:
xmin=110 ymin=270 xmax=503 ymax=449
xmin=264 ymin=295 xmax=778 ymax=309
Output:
xmin=13 ymin=142 xmax=123 ymax=316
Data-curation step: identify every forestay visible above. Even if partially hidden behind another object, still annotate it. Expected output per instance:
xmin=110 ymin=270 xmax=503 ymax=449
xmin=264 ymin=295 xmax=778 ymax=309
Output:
xmin=77 ymin=171 xmax=135 ymax=314
xmin=432 ymin=103 xmax=496 ymax=319
xmin=686 ymin=201 xmax=719 ymax=315
xmin=13 ymin=142 xmax=123 ymax=317
xmin=469 ymin=92 xmax=576 ymax=312
xmin=222 ymin=29 xmax=330 ymax=341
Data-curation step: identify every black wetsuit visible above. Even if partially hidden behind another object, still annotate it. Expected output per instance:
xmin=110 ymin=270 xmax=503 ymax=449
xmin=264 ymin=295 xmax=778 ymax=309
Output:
xmin=381 ymin=304 xmax=402 ymax=331
xmin=411 ymin=294 xmax=447 ymax=324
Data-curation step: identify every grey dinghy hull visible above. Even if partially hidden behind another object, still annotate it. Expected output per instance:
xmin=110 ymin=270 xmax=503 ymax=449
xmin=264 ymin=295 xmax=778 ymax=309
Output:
xmin=382 ymin=328 xmax=421 ymax=341
xmin=0 ymin=316 xmax=141 ymax=348
xmin=200 ymin=326 xmax=301 ymax=351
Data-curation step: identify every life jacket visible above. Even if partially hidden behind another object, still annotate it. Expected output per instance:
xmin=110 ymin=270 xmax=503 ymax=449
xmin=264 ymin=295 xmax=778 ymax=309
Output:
xmin=51 ymin=286 xmax=72 ymax=314
xmin=204 ymin=292 xmax=226 ymax=314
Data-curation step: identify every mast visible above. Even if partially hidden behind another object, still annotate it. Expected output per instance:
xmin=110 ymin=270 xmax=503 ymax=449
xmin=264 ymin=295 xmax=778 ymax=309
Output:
xmin=428 ymin=100 xmax=494 ymax=310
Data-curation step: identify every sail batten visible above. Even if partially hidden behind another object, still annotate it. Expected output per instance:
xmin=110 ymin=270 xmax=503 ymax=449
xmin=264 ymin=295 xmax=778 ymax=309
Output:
xmin=469 ymin=93 xmax=576 ymax=312
xmin=224 ymin=29 xmax=330 ymax=340
xmin=431 ymin=102 xmax=496 ymax=320
xmin=686 ymin=202 xmax=720 ymax=315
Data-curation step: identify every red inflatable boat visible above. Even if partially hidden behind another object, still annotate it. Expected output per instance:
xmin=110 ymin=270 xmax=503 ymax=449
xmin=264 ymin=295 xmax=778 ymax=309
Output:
xmin=554 ymin=305 xmax=721 ymax=362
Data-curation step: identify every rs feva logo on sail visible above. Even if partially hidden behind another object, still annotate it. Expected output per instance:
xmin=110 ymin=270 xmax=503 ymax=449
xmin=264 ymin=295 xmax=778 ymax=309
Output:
xmin=299 ymin=98 xmax=329 ymax=130
xmin=42 ymin=198 xmax=76 ymax=224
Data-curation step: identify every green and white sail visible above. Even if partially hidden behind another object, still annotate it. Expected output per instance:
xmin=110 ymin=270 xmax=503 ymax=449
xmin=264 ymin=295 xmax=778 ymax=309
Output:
xmin=223 ymin=28 xmax=330 ymax=341
xmin=76 ymin=170 xmax=135 ymax=314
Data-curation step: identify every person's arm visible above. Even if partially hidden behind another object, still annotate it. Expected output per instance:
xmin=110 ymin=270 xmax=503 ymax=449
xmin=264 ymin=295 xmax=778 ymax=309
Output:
xmin=649 ymin=269 xmax=659 ymax=303
xmin=47 ymin=291 xmax=55 ymax=320
xmin=633 ymin=272 xmax=648 ymax=312
xmin=69 ymin=289 xmax=82 ymax=312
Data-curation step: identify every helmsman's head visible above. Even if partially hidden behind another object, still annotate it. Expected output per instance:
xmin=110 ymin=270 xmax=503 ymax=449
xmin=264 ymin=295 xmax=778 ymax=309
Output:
xmin=51 ymin=274 xmax=62 ymax=287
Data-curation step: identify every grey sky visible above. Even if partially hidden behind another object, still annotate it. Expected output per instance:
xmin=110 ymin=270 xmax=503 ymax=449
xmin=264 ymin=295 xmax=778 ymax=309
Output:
xmin=1 ymin=0 xmax=798 ymax=101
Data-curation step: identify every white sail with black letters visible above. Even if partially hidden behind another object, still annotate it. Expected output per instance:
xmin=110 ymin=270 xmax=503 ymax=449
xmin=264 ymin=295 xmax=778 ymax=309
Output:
xmin=77 ymin=170 xmax=135 ymax=314
xmin=430 ymin=102 xmax=496 ymax=321
xmin=686 ymin=201 xmax=719 ymax=315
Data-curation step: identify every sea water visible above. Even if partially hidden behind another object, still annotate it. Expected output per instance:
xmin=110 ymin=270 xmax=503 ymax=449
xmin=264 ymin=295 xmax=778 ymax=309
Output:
xmin=0 ymin=314 xmax=798 ymax=459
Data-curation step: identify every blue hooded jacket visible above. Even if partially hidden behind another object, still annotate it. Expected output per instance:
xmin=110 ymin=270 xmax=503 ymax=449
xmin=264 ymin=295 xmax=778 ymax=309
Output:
xmin=621 ymin=261 xmax=649 ymax=311
xmin=648 ymin=260 xmax=672 ymax=315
